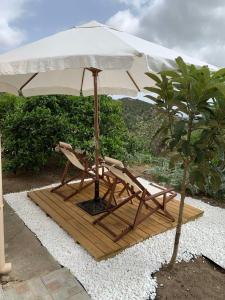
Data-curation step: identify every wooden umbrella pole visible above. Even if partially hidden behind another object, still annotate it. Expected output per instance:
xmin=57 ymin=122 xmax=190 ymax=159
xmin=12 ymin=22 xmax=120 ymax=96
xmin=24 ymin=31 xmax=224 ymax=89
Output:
xmin=92 ymin=68 xmax=101 ymax=200
xmin=77 ymin=68 xmax=113 ymax=215
xmin=0 ymin=135 xmax=11 ymax=275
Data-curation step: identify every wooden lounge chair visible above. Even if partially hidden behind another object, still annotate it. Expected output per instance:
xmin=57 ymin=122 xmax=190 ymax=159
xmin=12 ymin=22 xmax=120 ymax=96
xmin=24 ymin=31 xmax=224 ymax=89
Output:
xmin=93 ymin=164 xmax=177 ymax=241
xmin=51 ymin=143 xmax=124 ymax=203
xmin=51 ymin=142 xmax=98 ymax=201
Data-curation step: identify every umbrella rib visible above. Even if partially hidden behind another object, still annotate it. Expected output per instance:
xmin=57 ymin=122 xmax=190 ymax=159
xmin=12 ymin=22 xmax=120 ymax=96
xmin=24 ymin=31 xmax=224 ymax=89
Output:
xmin=126 ymin=71 xmax=140 ymax=92
xmin=19 ymin=72 xmax=39 ymax=96
xmin=80 ymin=68 xmax=86 ymax=96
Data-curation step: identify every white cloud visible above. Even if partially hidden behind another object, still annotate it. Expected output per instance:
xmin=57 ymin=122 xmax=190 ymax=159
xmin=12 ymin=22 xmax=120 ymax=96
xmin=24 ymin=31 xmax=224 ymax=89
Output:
xmin=108 ymin=0 xmax=225 ymax=67
xmin=0 ymin=0 xmax=30 ymax=51
xmin=114 ymin=0 xmax=149 ymax=9
xmin=107 ymin=10 xmax=139 ymax=34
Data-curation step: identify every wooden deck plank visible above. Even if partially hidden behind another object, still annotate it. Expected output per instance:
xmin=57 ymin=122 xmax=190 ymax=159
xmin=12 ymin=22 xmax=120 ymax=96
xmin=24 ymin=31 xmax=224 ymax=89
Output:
xmin=38 ymin=190 xmax=121 ymax=253
xmin=67 ymin=202 xmax=128 ymax=249
xmin=27 ymin=180 xmax=203 ymax=261
xmin=44 ymin=188 xmax=129 ymax=249
xmin=28 ymin=191 xmax=104 ymax=259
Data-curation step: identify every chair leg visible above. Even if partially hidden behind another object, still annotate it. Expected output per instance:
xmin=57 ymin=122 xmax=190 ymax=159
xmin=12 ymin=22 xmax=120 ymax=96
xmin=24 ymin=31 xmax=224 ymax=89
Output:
xmin=51 ymin=161 xmax=70 ymax=193
xmin=106 ymin=179 xmax=117 ymax=209
xmin=101 ymin=176 xmax=114 ymax=201
xmin=133 ymin=200 xmax=144 ymax=228
xmin=118 ymin=184 xmax=126 ymax=197
xmin=61 ymin=161 xmax=70 ymax=183
xmin=64 ymin=179 xmax=95 ymax=201
xmin=135 ymin=203 xmax=161 ymax=225
xmin=144 ymin=194 xmax=176 ymax=222
xmin=113 ymin=226 xmax=133 ymax=242
xmin=163 ymin=209 xmax=175 ymax=222
xmin=93 ymin=192 xmax=139 ymax=225
xmin=160 ymin=194 xmax=176 ymax=221
xmin=52 ymin=172 xmax=95 ymax=201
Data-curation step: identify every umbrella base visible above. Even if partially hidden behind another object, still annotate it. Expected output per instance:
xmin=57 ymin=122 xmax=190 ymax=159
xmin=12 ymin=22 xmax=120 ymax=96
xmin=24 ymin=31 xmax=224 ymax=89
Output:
xmin=77 ymin=198 xmax=114 ymax=216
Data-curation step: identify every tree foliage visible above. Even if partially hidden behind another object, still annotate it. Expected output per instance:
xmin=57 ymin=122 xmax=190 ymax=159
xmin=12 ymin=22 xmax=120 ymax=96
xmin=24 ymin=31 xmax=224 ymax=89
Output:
xmin=146 ymin=57 xmax=225 ymax=193
xmin=145 ymin=57 xmax=225 ymax=268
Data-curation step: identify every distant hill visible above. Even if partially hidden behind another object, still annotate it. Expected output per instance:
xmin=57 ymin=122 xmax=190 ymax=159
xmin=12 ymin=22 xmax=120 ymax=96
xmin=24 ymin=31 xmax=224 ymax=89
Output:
xmin=119 ymin=97 xmax=154 ymax=130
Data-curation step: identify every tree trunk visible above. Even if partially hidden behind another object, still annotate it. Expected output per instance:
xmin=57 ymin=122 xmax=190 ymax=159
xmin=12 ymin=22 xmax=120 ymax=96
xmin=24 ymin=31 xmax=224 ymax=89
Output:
xmin=167 ymin=162 xmax=188 ymax=270
xmin=167 ymin=110 xmax=193 ymax=270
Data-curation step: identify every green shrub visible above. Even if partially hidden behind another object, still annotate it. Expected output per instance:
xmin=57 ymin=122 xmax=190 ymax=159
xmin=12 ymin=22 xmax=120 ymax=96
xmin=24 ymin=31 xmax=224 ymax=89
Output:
xmin=2 ymin=95 xmax=128 ymax=171
xmin=0 ymin=93 xmax=23 ymax=129
xmin=126 ymin=152 xmax=154 ymax=165
xmin=66 ymin=96 xmax=128 ymax=159
xmin=145 ymin=157 xmax=184 ymax=190
xmin=193 ymin=167 xmax=225 ymax=201
xmin=145 ymin=157 xmax=225 ymax=201
xmin=3 ymin=106 xmax=70 ymax=172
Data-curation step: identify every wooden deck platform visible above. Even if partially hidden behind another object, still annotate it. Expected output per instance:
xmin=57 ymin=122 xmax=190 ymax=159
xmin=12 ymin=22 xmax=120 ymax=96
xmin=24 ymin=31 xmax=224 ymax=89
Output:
xmin=27 ymin=180 xmax=203 ymax=261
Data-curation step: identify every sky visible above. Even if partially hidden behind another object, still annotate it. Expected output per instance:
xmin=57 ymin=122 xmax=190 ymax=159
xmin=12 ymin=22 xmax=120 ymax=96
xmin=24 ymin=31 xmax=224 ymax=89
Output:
xmin=1 ymin=0 xmax=225 ymax=67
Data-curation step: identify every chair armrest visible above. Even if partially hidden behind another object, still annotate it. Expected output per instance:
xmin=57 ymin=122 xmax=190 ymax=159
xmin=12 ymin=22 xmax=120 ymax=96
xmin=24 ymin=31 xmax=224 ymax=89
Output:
xmin=147 ymin=188 xmax=175 ymax=200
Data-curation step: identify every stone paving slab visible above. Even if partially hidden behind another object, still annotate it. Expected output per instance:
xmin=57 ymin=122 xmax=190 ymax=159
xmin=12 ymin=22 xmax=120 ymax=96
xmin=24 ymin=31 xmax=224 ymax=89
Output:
xmin=3 ymin=279 xmax=52 ymax=300
xmin=2 ymin=268 xmax=91 ymax=300
xmin=4 ymin=203 xmax=61 ymax=282
xmin=69 ymin=291 xmax=92 ymax=300
xmin=0 ymin=286 xmax=4 ymax=300
xmin=41 ymin=268 xmax=84 ymax=300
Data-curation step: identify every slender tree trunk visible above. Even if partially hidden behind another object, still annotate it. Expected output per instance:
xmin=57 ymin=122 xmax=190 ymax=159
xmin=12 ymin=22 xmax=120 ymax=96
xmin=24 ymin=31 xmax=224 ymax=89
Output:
xmin=167 ymin=116 xmax=193 ymax=270
xmin=167 ymin=161 xmax=189 ymax=270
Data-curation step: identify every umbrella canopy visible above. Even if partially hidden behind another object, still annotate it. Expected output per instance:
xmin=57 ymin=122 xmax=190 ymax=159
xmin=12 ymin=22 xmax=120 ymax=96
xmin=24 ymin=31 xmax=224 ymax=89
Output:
xmin=0 ymin=20 xmax=216 ymax=96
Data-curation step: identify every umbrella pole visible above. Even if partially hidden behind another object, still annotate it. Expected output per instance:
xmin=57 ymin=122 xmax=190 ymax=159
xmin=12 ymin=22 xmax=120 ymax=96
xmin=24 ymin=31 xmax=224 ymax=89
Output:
xmin=93 ymin=69 xmax=100 ymax=200
xmin=0 ymin=136 xmax=11 ymax=275
xmin=77 ymin=68 xmax=115 ymax=215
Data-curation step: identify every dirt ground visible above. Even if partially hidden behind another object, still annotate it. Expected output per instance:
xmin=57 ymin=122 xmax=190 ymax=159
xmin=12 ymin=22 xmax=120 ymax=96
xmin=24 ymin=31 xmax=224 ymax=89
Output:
xmin=155 ymin=257 xmax=225 ymax=300
xmin=2 ymin=166 xmax=225 ymax=299
xmin=3 ymin=165 xmax=63 ymax=194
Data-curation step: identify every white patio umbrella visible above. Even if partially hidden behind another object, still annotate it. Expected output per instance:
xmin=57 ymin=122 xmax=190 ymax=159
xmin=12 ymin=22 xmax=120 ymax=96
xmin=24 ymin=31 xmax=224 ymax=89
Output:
xmin=0 ymin=20 xmax=217 ymax=272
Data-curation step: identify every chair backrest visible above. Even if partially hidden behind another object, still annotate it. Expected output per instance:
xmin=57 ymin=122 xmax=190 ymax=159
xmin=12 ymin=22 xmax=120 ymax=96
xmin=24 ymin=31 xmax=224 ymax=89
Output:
xmin=58 ymin=142 xmax=85 ymax=171
xmin=119 ymin=168 xmax=174 ymax=196
xmin=104 ymin=163 xmax=175 ymax=197
xmin=104 ymin=163 xmax=142 ymax=192
xmin=104 ymin=156 xmax=124 ymax=168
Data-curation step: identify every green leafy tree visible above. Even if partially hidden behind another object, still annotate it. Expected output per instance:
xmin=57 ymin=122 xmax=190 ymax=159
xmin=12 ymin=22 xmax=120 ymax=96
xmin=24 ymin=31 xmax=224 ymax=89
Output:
xmin=145 ymin=57 xmax=225 ymax=269
xmin=2 ymin=95 xmax=128 ymax=171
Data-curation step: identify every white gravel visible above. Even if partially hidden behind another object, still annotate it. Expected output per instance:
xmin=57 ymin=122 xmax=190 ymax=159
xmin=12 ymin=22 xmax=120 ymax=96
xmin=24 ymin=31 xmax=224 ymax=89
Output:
xmin=4 ymin=178 xmax=225 ymax=300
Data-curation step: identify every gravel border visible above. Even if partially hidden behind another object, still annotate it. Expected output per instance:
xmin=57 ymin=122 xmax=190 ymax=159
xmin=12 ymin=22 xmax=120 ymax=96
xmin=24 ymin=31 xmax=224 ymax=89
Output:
xmin=4 ymin=179 xmax=225 ymax=300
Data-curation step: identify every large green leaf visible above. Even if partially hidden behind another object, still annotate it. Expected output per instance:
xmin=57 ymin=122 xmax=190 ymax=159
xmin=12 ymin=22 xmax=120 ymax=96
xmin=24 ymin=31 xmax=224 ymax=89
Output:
xmin=213 ymin=68 xmax=225 ymax=78
xmin=175 ymin=56 xmax=188 ymax=75
xmin=210 ymin=168 xmax=222 ymax=192
xmin=144 ymin=87 xmax=162 ymax=95
xmin=145 ymin=72 xmax=161 ymax=84
xmin=145 ymin=95 xmax=159 ymax=102
xmin=160 ymin=70 xmax=178 ymax=78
